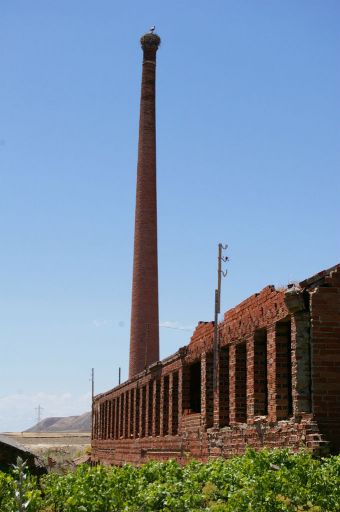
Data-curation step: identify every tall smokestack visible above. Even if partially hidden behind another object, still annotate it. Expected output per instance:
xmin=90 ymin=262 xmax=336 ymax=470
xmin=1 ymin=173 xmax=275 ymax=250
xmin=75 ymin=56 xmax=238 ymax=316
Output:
xmin=129 ymin=31 xmax=161 ymax=378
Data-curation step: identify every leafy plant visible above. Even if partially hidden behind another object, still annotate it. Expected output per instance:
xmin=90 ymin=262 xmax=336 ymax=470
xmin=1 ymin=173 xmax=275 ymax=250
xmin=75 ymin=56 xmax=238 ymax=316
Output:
xmin=0 ymin=449 xmax=339 ymax=511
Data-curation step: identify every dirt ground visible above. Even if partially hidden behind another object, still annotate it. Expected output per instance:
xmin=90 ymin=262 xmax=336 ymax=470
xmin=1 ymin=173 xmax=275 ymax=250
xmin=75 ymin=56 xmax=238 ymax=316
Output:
xmin=4 ymin=432 xmax=91 ymax=467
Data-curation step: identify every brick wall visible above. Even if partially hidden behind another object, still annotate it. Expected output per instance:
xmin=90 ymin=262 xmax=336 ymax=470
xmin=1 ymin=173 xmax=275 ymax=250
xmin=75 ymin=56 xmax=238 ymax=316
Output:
xmin=91 ymin=264 xmax=339 ymax=465
xmin=308 ymin=266 xmax=340 ymax=452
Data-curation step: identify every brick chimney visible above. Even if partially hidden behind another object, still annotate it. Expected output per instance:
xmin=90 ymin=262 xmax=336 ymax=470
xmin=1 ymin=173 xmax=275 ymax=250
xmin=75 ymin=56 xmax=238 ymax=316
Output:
xmin=129 ymin=32 xmax=161 ymax=378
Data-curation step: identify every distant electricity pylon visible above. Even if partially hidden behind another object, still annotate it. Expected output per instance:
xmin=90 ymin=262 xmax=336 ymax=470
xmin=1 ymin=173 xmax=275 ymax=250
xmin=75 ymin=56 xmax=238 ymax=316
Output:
xmin=35 ymin=404 xmax=44 ymax=429
xmin=213 ymin=243 xmax=229 ymax=391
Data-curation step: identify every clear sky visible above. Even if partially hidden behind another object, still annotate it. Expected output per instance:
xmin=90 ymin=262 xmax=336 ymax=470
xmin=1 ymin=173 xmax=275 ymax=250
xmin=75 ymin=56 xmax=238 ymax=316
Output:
xmin=1 ymin=1 xmax=339 ymax=431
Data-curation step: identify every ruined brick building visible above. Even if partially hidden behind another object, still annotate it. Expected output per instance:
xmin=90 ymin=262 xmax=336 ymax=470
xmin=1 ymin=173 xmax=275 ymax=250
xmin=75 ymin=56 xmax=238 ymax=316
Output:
xmin=91 ymin=32 xmax=340 ymax=465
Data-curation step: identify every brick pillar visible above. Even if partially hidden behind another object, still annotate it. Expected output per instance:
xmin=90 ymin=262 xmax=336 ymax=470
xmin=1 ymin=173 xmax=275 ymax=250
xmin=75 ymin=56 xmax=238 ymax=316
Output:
xmin=213 ymin=342 xmax=220 ymax=428
xmin=229 ymin=345 xmax=236 ymax=424
xmin=247 ymin=335 xmax=255 ymax=423
xmin=99 ymin=403 xmax=102 ymax=438
xmin=291 ymin=312 xmax=311 ymax=415
xmin=108 ymin=400 xmax=112 ymax=439
xmin=160 ymin=377 xmax=164 ymax=436
xmin=139 ymin=388 xmax=143 ymax=437
xmin=96 ymin=403 xmax=100 ymax=439
xmin=107 ymin=401 xmax=110 ymax=438
xmin=102 ymin=402 xmax=105 ymax=438
xmin=112 ymin=399 xmax=116 ymax=439
xmin=129 ymin=32 xmax=161 ymax=378
xmin=129 ymin=389 xmax=134 ymax=438
xmin=152 ymin=380 xmax=157 ymax=436
xmin=168 ymin=373 xmax=174 ymax=435
xmin=201 ymin=352 xmax=213 ymax=429
xmin=267 ymin=324 xmax=277 ymax=422
xmin=103 ymin=402 xmax=106 ymax=439
xmin=178 ymin=367 xmax=183 ymax=433
xmin=133 ymin=387 xmax=140 ymax=438
xmin=114 ymin=397 xmax=118 ymax=439
xmin=145 ymin=382 xmax=150 ymax=436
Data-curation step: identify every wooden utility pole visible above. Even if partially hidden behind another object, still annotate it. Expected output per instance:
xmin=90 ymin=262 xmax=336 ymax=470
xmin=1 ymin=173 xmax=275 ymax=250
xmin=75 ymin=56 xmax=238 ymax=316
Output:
xmin=91 ymin=368 xmax=94 ymax=401
xmin=213 ymin=243 xmax=228 ymax=391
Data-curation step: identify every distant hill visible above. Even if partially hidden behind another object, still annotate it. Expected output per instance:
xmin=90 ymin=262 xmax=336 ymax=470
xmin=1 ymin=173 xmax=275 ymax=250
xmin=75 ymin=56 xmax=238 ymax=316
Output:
xmin=25 ymin=412 xmax=91 ymax=432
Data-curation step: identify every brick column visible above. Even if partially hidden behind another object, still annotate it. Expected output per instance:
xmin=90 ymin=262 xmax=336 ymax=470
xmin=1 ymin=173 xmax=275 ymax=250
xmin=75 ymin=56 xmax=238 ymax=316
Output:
xmin=99 ymin=403 xmax=102 ymax=439
xmin=111 ymin=399 xmax=116 ymax=439
xmin=129 ymin=389 xmax=134 ymax=438
xmin=178 ymin=367 xmax=183 ymax=433
xmin=267 ymin=324 xmax=277 ymax=422
xmin=160 ymin=377 xmax=165 ymax=436
xmin=168 ymin=373 xmax=174 ymax=435
xmin=229 ymin=345 xmax=236 ymax=424
xmin=152 ymin=380 xmax=157 ymax=436
xmin=141 ymin=386 xmax=146 ymax=437
xmin=102 ymin=402 xmax=105 ymax=438
xmin=291 ymin=312 xmax=311 ymax=415
xmin=107 ymin=401 xmax=111 ymax=438
xmin=139 ymin=387 xmax=144 ymax=437
xmin=133 ymin=387 xmax=140 ymax=438
xmin=107 ymin=400 xmax=111 ymax=439
xmin=213 ymin=347 xmax=220 ymax=428
xmin=201 ymin=352 xmax=213 ymax=429
xmin=129 ymin=32 xmax=161 ymax=378
xmin=103 ymin=402 xmax=106 ymax=438
xmin=114 ymin=397 xmax=118 ymax=439
xmin=145 ymin=382 xmax=150 ymax=436
xmin=247 ymin=336 xmax=255 ymax=423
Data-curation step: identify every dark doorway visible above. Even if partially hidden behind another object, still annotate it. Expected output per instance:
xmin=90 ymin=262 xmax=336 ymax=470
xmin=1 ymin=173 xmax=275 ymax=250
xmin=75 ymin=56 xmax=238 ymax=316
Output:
xmin=189 ymin=361 xmax=201 ymax=413
xmin=254 ymin=329 xmax=268 ymax=416
xmin=276 ymin=320 xmax=293 ymax=419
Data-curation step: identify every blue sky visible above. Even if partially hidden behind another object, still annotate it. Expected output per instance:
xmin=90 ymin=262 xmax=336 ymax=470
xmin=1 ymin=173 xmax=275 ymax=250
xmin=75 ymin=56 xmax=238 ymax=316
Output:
xmin=0 ymin=1 xmax=339 ymax=431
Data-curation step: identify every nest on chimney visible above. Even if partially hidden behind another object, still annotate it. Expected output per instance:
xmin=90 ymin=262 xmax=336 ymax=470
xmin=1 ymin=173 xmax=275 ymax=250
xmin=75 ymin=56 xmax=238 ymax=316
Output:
xmin=140 ymin=33 xmax=161 ymax=50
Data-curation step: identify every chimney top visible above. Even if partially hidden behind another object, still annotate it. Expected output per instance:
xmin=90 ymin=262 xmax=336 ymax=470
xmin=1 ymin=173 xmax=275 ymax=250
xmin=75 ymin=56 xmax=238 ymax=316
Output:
xmin=140 ymin=32 xmax=161 ymax=53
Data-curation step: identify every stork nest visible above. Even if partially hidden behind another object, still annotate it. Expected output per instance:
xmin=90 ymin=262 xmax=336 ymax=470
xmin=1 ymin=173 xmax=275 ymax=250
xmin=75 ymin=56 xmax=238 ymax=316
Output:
xmin=140 ymin=32 xmax=161 ymax=50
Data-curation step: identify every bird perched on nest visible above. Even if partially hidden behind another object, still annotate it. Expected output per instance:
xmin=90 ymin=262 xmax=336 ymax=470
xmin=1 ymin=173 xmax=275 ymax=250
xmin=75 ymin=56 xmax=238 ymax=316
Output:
xmin=149 ymin=25 xmax=156 ymax=33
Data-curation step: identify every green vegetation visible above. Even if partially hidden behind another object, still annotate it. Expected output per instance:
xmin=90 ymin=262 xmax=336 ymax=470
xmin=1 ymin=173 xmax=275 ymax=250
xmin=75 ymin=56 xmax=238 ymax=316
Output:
xmin=0 ymin=450 xmax=339 ymax=511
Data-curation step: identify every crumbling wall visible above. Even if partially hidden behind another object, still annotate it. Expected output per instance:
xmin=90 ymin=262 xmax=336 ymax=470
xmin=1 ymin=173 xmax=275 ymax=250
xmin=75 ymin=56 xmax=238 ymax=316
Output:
xmin=308 ymin=266 xmax=340 ymax=452
xmin=91 ymin=265 xmax=340 ymax=465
